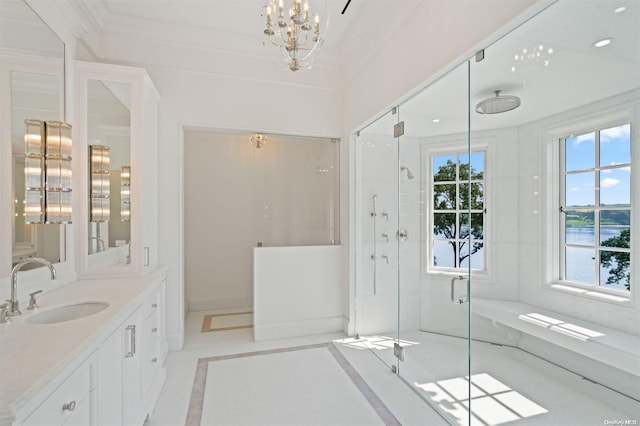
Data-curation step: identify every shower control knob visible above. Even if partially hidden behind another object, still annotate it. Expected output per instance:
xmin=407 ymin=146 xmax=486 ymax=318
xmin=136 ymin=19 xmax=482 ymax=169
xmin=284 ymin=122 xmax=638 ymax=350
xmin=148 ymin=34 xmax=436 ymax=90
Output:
xmin=396 ymin=229 xmax=408 ymax=242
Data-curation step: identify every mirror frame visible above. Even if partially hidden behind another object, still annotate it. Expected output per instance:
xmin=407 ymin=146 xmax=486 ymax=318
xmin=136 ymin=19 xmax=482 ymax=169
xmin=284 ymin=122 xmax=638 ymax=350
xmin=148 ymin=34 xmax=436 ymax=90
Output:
xmin=0 ymin=56 xmax=69 ymax=285
xmin=75 ymin=61 xmax=144 ymax=278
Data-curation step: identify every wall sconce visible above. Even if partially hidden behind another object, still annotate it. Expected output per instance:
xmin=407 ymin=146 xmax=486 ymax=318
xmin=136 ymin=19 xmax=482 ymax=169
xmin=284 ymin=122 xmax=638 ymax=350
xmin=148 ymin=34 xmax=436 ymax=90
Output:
xmin=120 ymin=165 xmax=130 ymax=221
xmin=250 ymin=133 xmax=267 ymax=149
xmin=89 ymin=145 xmax=110 ymax=222
xmin=24 ymin=120 xmax=72 ymax=224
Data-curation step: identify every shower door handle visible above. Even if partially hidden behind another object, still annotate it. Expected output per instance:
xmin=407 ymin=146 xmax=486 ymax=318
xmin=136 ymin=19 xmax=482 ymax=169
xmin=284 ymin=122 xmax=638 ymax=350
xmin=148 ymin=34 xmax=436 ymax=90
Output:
xmin=450 ymin=275 xmax=468 ymax=304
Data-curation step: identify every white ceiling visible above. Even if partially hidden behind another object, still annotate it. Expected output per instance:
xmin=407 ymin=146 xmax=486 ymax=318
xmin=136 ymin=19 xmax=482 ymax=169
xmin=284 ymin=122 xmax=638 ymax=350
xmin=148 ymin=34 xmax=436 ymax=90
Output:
xmin=69 ymin=0 xmax=421 ymax=69
xmin=360 ymin=0 xmax=640 ymax=137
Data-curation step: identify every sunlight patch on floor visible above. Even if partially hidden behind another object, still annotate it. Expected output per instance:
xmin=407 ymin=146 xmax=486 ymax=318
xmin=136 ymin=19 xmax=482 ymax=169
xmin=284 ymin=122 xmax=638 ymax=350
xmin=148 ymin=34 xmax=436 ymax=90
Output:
xmin=334 ymin=335 xmax=419 ymax=351
xmin=415 ymin=372 xmax=547 ymax=425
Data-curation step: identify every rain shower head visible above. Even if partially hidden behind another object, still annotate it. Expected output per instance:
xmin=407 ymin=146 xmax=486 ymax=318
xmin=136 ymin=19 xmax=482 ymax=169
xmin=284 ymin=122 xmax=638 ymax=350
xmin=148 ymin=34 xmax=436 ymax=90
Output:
xmin=400 ymin=166 xmax=414 ymax=180
xmin=476 ymin=90 xmax=521 ymax=114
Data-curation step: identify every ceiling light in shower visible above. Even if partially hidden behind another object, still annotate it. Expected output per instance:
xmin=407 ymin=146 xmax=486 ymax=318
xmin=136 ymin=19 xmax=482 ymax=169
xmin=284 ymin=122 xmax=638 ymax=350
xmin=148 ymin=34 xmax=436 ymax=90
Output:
xmin=250 ymin=133 xmax=267 ymax=149
xmin=476 ymin=90 xmax=521 ymax=115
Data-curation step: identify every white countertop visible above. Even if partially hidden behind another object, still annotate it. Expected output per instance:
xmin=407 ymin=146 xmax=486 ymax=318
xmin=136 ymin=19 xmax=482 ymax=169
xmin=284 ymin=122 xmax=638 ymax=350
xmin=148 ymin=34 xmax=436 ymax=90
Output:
xmin=0 ymin=268 xmax=166 ymax=425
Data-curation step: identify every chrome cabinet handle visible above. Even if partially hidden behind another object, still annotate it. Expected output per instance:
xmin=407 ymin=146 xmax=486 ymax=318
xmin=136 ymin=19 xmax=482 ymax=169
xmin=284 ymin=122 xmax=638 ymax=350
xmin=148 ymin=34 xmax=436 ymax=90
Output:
xmin=152 ymin=327 xmax=158 ymax=333
xmin=125 ymin=324 xmax=136 ymax=357
xmin=151 ymin=303 xmax=158 ymax=308
xmin=62 ymin=401 xmax=76 ymax=412
xmin=151 ymin=357 xmax=158 ymax=363
xmin=144 ymin=247 xmax=150 ymax=267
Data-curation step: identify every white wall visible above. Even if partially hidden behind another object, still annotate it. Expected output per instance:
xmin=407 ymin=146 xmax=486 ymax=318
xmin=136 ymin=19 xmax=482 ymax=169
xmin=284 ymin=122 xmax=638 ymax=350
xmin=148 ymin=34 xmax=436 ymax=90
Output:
xmin=354 ymin=132 xmax=421 ymax=336
xmin=516 ymin=90 xmax=640 ymax=335
xmin=417 ymin=129 xmax=520 ymax=342
xmin=50 ymin=0 xmax=542 ymax=348
xmin=184 ymin=130 xmax=340 ymax=312
xmin=253 ymin=245 xmax=343 ymax=341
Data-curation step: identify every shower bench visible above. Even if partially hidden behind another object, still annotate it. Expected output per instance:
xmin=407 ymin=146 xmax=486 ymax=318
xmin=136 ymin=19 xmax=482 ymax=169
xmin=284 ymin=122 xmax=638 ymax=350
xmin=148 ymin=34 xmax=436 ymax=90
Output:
xmin=471 ymin=298 xmax=640 ymax=378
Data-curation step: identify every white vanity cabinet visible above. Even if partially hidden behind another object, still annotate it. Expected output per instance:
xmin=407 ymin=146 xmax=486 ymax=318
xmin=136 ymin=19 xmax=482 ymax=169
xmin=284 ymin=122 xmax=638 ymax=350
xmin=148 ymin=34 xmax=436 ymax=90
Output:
xmin=75 ymin=61 xmax=160 ymax=277
xmin=97 ymin=281 xmax=167 ymax=426
xmin=21 ymin=355 xmax=97 ymax=426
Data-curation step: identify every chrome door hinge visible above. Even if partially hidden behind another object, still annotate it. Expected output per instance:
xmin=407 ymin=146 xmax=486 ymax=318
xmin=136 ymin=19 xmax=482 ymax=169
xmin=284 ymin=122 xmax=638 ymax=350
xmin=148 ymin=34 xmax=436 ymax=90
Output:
xmin=393 ymin=121 xmax=405 ymax=138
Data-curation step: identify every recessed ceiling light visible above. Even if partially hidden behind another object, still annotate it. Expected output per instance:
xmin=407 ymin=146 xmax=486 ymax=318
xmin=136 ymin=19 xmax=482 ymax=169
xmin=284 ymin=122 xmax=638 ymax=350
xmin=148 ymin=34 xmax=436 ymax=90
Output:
xmin=614 ymin=6 xmax=626 ymax=13
xmin=432 ymin=118 xmax=440 ymax=123
xmin=593 ymin=38 xmax=613 ymax=48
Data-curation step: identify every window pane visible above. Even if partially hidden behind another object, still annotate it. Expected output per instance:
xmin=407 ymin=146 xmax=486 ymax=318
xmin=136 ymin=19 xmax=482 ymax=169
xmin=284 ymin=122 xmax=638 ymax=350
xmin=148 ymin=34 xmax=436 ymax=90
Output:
xmin=460 ymin=152 xmax=484 ymax=180
xmin=459 ymin=183 xmax=483 ymax=209
xmin=460 ymin=241 xmax=484 ymax=270
xmin=565 ymin=132 xmax=595 ymax=171
xmin=433 ymin=240 xmax=455 ymax=268
xmin=600 ymin=124 xmax=631 ymax=167
xmin=565 ymin=210 xmax=594 ymax=245
xmin=600 ymin=214 xmax=630 ymax=248
xmin=565 ymin=247 xmax=595 ymax=285
xmin=460 ymin=213 xmax=484 ymax=240
xmin=433 ymin=155 xmax=457 ymax=182
xmin=565 ymin=172 xmax=595 ymax=207
xmin=600 ymin=168 xmax=630 ymax=206
xmin=599 ymin=250 xmax=630 ymax=291
xmin=434 ymin=184 xmax=456 ymax=209
xmin=433 ymin=213 xmax=456 ymax=238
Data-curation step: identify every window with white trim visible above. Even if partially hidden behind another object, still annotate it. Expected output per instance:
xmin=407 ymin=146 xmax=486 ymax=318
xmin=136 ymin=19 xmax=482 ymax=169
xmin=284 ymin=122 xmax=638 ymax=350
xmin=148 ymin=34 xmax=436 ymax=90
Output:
xmin=560 ymin=123 xmax=631 ymax=292
xmin=430 ymin=151 xmax=485 ymax=271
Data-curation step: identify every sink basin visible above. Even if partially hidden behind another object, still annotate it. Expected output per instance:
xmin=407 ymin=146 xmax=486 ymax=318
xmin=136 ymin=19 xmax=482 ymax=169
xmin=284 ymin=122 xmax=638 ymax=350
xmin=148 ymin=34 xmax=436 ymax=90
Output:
xmin=25 ymin=301 xmax=110 ymax=325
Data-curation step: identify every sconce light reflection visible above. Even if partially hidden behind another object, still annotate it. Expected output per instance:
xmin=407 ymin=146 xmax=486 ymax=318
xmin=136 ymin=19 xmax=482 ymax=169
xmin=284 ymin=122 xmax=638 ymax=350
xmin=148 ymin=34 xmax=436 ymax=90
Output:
xmin=24 ymin=120 xmax=72 ymax=224
xmin=121 ymin=165 xmax=131 ymax=221
xmin=89 ymin=145 xmax=111 ymax=222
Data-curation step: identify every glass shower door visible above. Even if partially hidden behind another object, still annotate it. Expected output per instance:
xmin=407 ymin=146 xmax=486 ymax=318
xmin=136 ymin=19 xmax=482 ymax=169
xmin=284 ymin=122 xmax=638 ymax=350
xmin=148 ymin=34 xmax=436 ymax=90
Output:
xmin=396 ymin=60 xmax=474 ymax=425
xmin=353 ymin=109 xmax=401 ymax=371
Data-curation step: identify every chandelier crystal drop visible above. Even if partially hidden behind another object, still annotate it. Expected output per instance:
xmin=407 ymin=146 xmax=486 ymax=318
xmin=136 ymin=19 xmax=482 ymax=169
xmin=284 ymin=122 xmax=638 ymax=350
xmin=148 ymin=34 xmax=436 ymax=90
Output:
xmin=263 ymin=0 xmax=324 ymax=72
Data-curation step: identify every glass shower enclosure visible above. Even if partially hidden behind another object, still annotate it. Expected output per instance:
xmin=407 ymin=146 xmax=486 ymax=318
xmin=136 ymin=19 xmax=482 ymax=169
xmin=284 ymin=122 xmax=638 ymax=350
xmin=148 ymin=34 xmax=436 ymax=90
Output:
xmin=353 ymin=0 xmax=639 ymax=424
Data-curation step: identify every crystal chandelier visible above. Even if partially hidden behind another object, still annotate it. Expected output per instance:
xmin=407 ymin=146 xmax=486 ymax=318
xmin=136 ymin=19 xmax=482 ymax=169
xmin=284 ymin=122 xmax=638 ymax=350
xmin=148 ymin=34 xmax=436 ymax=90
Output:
xmin=263 ymin=0 xmax=324 ymax=72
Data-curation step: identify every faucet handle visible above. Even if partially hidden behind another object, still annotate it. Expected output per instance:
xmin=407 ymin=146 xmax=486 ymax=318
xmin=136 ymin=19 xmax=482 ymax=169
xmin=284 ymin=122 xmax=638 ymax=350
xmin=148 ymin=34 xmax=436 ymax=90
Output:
xmin=0 ymin=303 xmax=10 ymax=323
xmin=27 ymin=290 xmax=43 ymax=310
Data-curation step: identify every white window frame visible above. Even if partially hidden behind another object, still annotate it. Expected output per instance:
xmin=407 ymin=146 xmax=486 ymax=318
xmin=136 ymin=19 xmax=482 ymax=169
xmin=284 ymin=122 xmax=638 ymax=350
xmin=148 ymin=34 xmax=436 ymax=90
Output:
xmin=545 ymin=106 xmax=636 ymax=303
xmin=424 ymin=141 xmax=489 ymax=276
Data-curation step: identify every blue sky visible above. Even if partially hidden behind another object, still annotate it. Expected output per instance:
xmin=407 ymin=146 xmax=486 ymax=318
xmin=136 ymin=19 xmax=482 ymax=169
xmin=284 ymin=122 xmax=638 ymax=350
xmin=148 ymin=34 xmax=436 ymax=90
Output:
xmin=565 ymin=124 xmax=631 ymax=207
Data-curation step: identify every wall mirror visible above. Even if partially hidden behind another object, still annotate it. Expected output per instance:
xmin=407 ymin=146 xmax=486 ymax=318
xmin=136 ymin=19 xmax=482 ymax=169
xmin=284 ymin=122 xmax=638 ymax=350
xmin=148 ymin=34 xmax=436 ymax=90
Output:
xmin=86 ymin=79 xmax=131 ymax=269
xmin=0 ymin=0 xmax=65 ymax=278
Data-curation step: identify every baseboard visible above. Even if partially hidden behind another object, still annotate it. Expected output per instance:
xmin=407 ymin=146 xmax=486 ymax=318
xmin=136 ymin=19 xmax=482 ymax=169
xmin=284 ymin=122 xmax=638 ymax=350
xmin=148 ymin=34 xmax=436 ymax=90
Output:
xmin=188 ymin=297 xmax=253 ymax=312
xmin=254 ymin=316 xmax=343 ymax=341
xmin=166 ymin=332 xmax=184 ymax=351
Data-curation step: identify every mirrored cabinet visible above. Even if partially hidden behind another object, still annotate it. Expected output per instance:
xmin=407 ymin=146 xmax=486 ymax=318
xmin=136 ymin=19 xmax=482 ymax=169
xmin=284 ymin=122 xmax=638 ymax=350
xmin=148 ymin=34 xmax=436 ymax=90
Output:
xmin=0 ymin=0 xmax=69 ymax=286
xmin=75 ymin=61 xmax=159 ymax=277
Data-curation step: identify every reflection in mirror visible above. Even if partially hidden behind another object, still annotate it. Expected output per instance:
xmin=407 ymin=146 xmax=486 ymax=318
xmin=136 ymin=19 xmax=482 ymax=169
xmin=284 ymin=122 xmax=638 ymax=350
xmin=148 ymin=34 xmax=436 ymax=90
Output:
xmin=87 ymin=80 xmax=131 ymax=267
xmin=1 ymin=0 xmax=65 ymax=274
xmin=11 ymin=72 xmax=64 ymax=269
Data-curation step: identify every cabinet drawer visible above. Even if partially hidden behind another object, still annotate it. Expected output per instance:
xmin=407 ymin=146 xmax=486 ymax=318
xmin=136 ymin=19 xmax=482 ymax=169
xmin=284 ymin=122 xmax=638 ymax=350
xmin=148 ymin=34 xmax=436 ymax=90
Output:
xmin=23 ymin=357 xmax=95 ymax=426
xmin=141 ymin=339 xmax=160 ymax=395
xmin=140 ymin=309 xmax=159 ymax=351
xmin=138 ymin=288 xmax=160 ymax=320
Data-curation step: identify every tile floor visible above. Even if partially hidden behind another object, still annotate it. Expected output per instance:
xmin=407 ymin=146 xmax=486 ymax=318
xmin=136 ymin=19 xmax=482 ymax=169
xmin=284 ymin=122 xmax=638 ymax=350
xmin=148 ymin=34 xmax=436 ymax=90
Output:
xmin=149 ymin=310 xmax=639 ymax=426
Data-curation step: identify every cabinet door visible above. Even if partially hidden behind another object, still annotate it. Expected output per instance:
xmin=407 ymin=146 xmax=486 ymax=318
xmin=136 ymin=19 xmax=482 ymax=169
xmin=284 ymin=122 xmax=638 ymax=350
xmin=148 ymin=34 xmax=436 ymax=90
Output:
xmin=97 ymin=327 xmax=123 ymax=426
xmin=139 ymin=85 xmax=159 ymax=272
xmin=121 ymin=311 xmax=141 ymax=426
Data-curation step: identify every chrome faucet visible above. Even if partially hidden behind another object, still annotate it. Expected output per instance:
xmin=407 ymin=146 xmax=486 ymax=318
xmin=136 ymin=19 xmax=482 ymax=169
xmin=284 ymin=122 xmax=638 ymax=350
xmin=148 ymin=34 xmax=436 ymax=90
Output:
xmin=8 ymin=258 xmax=56 ymax=317
xmin=89 ymin=237 xmax=106 ymax=252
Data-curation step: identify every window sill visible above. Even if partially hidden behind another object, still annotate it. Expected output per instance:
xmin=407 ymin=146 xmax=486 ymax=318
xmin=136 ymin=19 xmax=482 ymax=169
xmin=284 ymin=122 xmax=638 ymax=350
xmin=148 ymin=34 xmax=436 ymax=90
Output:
xmin=546 ymin=282 xmax=633 ymax=307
